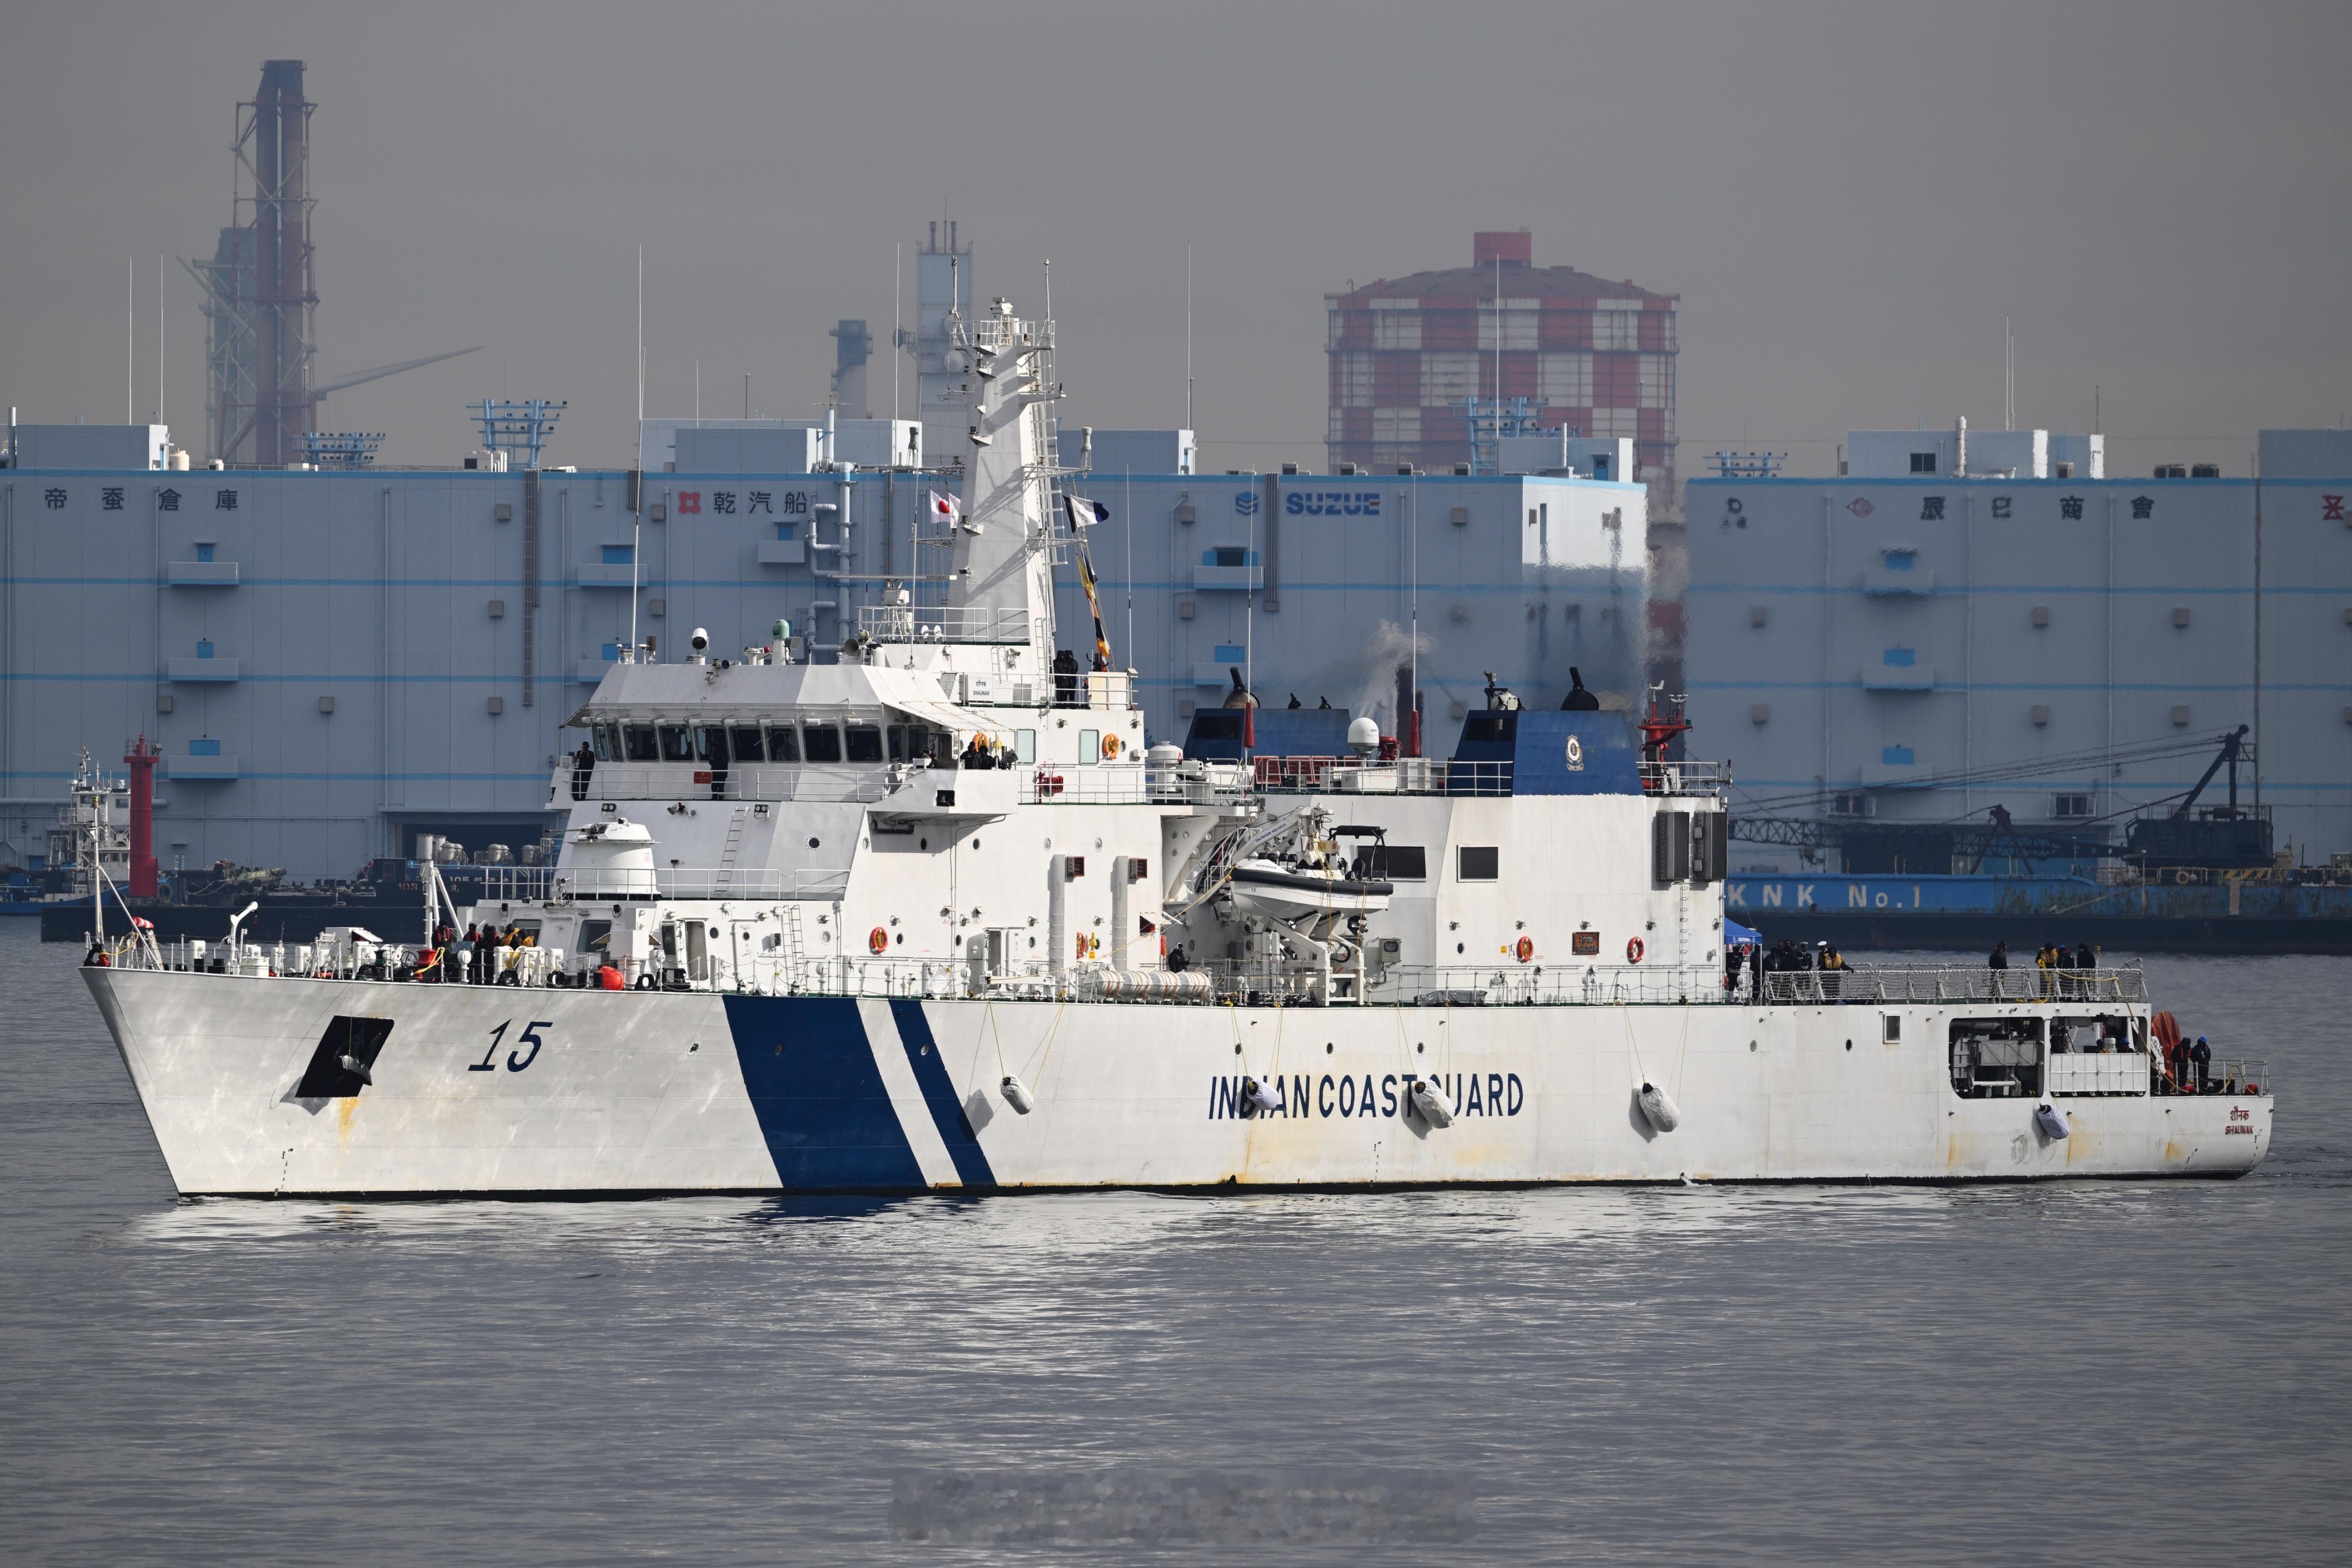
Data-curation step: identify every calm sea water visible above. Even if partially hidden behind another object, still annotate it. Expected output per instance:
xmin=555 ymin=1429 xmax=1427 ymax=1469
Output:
xmin=2 ymin=920 xmax=2346 ymax=1565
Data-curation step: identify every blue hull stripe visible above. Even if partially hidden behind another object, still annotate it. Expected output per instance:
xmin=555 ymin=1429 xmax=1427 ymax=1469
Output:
xmin=723 ymin=996 xmax=926 ymax=1191
xmin=889 ymin=1000 xmax=996 ymax=1188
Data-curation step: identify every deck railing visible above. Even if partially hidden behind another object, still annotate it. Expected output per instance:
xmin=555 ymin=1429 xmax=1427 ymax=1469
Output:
xmin=1641 ymin=760 xmax=1731 ymax=796
xmin=474 ymin=865 xmax=853 ymax=902
xmin=558 ymin=765 xmax=900 ymax=806
xmin=855 ymin=605 xmax=1031 ymax=644
xmin=1750 ymin=966 xmax=2149 ymax=1006
xmin=94 ymin=936 xmax=2161 ymax=1022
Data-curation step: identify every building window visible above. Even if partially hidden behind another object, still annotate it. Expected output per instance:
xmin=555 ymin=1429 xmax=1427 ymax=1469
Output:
xmin=602 ymin=544 xmax=634 ymax=565
xmin=1370 ymin=301 xmax=1420 ymax=351
xmin=1421 ymin=352 xmax=1479 ymax=405
xmin=1536 ymin=351 xmax=1591 ymax=406
xmin=194 ymin=542 xmax=215 ymax=562
xmin=1831 ymin=792 xmax=1874 ymax=817
xmin=1882 ymin=647 xmax=1917 ymax=668
xmin=2053 ymin=793 xmax=2094 ymax=818
xmin=1457 ymin=846 xmax=1500 ymax=881
xmin=1881 ymin=745 xmax=1915 ymax=765
xmin=1909 ymin=452 xmax=1937 ymax=474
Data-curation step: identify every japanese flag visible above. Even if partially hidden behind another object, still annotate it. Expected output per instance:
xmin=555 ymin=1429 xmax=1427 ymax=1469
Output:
xmin=928 ymin=491 xmax=961 ymax=525
xmin=1063 ymin=495 xmax=1109 ymax=531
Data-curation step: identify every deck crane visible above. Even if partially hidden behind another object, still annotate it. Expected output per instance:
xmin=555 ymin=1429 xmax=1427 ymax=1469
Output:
xmin=2122 ymin=725 xmax=2272 ymax=869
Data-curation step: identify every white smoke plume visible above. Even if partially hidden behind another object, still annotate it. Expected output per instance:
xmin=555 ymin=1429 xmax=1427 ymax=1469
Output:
xmin=1352 ymin=618 xmax=1434 ymax=732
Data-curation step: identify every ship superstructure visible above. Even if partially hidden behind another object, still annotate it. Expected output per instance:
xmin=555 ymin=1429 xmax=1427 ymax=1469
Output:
xmin=80 ymin=297 xmax=2273 ymax=1195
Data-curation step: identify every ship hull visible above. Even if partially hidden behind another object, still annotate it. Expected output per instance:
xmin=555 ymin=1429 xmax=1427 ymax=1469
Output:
xmin=86 ymin=969 xmax=2270 ymax=1197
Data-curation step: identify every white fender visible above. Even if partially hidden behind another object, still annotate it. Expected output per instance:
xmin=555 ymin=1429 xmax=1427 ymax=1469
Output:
xmin=1637 ymin=1081 xmax=1681 ymax=1133
xmin=1000 ymin=1075 xmax=1035 ymax=1114
xmin=2034 ymin=1102 xmax=2071 ymax=1140
xmin=1240 ymin=1075 xmax=1281 ymax=1115
xmin=1409 ymin=1077 xmax=1455 ymax=1128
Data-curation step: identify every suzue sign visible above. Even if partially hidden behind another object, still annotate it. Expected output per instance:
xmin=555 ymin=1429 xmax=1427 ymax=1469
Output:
xmin=1283 ymin=490 xmax=1383 ymax=516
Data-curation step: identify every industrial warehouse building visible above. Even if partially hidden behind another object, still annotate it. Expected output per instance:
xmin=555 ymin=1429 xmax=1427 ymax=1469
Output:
xmin=1325 ymin=231 xmax=1679 ymax=493
xmin=1685 ymin=427 xmax=2352 ymax=864
xmin=0 ymin=439 xmax=1647 ymax=881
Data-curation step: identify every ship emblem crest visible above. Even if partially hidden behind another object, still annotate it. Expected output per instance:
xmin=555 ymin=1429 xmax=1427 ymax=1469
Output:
xmin=1564 ymin=735 xmax=1584 ymax=771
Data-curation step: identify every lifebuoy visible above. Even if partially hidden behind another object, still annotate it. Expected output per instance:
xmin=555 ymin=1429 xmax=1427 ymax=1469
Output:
xmin=1515 ymin=935 xmax=1534 ymax=963
xmin=1102 ymin=732 xmax=1123 ymax=760
xmin=1626 ymin=936 xmax=1646 ymax=963
xmin=868 ymin=926 xmax=889 ymax=955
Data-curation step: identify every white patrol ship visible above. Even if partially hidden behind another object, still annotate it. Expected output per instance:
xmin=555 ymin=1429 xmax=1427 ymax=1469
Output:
xmin=82 ymin=296 xmax=2273 ymax=1197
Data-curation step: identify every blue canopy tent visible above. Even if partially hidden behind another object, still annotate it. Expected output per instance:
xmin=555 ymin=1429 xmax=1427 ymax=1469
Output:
xmin=1724 ymin=918 xmax=1762 ymax=947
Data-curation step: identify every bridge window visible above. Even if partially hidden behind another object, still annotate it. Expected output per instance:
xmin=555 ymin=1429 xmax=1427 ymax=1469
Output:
xmin=591 ymin=722 xmax=619 ymax=761
xmin=766 ymin=724 xmax=800 ymax=763
xmin=622 ymin=724 xmax=657 ymax=762
xmin=729 ymin=725 xmax=765 ymax=762
xmin=658 ymin=725 xmax=695 ymax=762
xmin=802 ymin=724 xmax=842 ymax=764
xmin=845 ymin=724 xmax=884 ymax=764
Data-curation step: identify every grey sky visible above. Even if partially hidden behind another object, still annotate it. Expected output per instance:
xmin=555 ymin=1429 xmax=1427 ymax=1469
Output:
xmin=3 ymin=1 xmax=2345 ymax=478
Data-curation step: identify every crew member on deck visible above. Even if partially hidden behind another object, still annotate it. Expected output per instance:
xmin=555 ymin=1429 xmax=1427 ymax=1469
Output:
xmin=571 ymin=741 xmax=595 ymax=801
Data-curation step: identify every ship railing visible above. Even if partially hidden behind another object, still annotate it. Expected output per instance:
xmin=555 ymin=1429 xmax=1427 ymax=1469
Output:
xmin=1022 ymin=766 xmax=1154 ymax=805
xmin=1142 ymin=760 xmax=1256 ymax=806
xmin=1352 ymin=962 xmax=1734 ymax=1007
xmin=1754 ymin=965 xmax=2149 ymax=1006
xmin=471 ymin=865 xmax=853 ymax=903
xmin=2155 ymin=1056 xmax=2272 ymax=1098
xmin=560 ymin=766 xmax=896 ymax=806
xmin=856 ymin=605 xmax=1031 ymax=644
xmin=1253 ymin=758 xmax=1514 ymax=796
xmin=1640 ymin=760 xmax=1731 ymax=797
